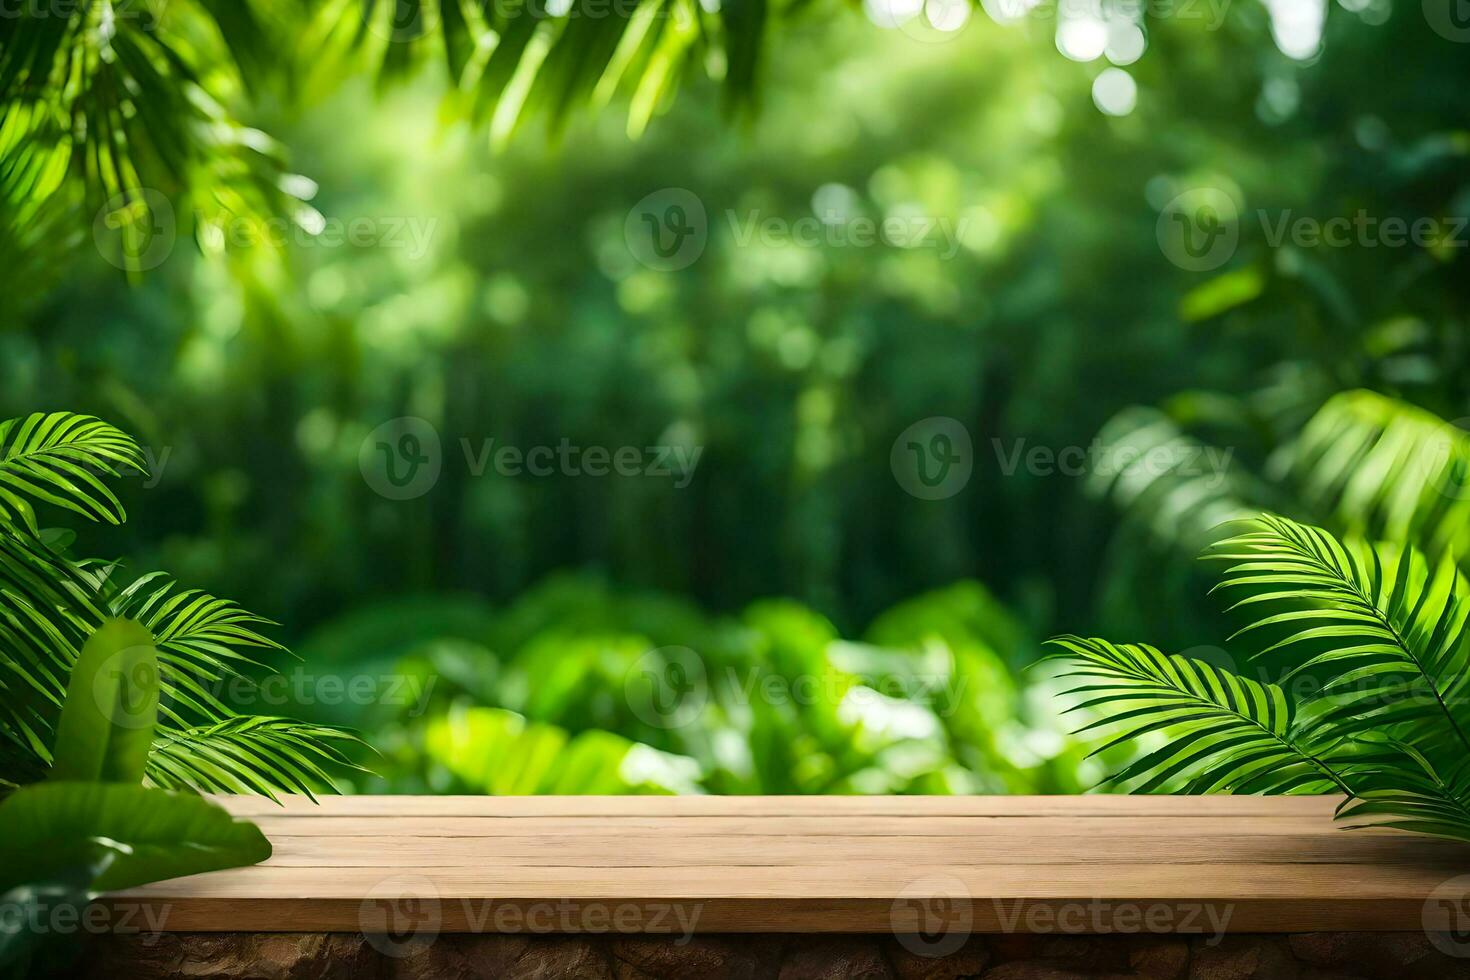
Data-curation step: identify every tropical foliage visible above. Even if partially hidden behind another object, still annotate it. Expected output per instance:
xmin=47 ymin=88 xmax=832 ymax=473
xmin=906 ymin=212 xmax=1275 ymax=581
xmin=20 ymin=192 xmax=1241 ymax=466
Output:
xmin=1 ymin=0 xmax=1467 ymax=808
xmin=0 ymin=0 xmax=794 ymax=295
xmin=1090 ymin=388 xmax=1470 ymax=645
xmin=1051 ymin=513 xmax=1470 ymax=840
xmin=0 ymin=412 xmax=356 ymax=796
xmin=298 ymin=576 xmax=1117 ymax=795
xmin=0 ymin=618 xmax=271 ymax=976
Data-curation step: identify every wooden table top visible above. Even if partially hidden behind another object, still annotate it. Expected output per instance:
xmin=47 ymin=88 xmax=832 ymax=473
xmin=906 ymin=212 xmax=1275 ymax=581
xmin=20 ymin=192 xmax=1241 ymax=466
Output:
xmin=110 ymin=795 xmax=1470 ymax=933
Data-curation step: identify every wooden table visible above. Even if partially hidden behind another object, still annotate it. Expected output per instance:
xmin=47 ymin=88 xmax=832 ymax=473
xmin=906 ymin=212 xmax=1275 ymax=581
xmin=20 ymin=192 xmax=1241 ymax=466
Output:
xmin=109 ymin=795 xmax=1470 ymax=935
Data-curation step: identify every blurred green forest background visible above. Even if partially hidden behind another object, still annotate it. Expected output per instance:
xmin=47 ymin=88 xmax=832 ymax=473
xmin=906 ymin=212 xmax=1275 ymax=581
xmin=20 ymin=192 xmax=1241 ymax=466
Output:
xmin=2 ymin=0 xmax=1468 ymax=794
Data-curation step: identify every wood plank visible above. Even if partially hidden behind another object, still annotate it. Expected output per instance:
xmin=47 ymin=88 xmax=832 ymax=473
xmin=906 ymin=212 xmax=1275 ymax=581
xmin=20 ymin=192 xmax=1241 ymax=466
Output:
xmin=258 ymin=833 xmax=1461 ymax=867
xmin=242 ymin=815 xmax=1356 ymax=838
xmin=216 ymin=794 xmax=1340 ymax=818
xmin=102 ymin=795 xmax=1470 ymax=933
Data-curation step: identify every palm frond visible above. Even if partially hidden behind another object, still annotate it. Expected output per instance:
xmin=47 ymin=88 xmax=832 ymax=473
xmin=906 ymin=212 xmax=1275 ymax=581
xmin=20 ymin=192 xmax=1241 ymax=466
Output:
xmin=0 ymin=413 xmax=145 ymax=530
xmin=1329 ymin=735 xmax=1470 ymax=841
xmin=0 ymin=2 xmax=304 ymax=290
xmin=147 ymin=717 xmax=366 ymax=801
xmin=0 ymin=524 xmax=113 ymax=771
xmin=0 ymin=538 xmax=358 ymax=794
xmin=0 ymin=104 xmax=81 ymax=318
xmin=0 ymin=411 xmax=359 ymax=796
xmin=1273 ymin=390 xmax=1470 ymax=564
xmin=1053 ymin=513 xmax=1470 ymax=842
xmin=111 ymin=573 xmax=288 ymax=724
xmin=307 ymin=0 xmax=773 ymax=139
xmin=1045 ymin=635 xmax=1343 ymax=794
xmin=1207 ymin=514 xmax=1470 ymax=754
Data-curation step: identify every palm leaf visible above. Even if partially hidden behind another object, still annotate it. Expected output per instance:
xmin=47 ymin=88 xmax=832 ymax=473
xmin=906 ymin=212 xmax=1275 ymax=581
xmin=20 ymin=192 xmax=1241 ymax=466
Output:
xmin=147 ymin=718 xmax=366 ymax=800
xmin=110 ymin=572 xmax=288 ymax=724
xmin=1274 ymin=390 xmax=1470 ymax=564
xmin=0 ymin=411 xmax=360 ymax=797
xmin=1330 ymin=735 xmax=1470 ymax=841
xmin=0 ymin=413 xmax=145 ymax=530
xmin=1206 ymin=514 xmax=1470 ymax=755
xmin=309 ymin=0 xmax=766 ymax=138
xmin=1045 ymin=636 xmax=1344 ymax=794
xmin=1052 ymin=514 xmax=1470 ymax=842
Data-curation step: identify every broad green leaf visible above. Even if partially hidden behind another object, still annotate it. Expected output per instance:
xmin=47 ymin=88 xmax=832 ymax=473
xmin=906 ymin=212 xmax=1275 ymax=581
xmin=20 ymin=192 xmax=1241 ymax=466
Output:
xmin=50 ymin=619 xmax=159 ymax=784
xmin=0 ymin=781 xmax=270 ymax=894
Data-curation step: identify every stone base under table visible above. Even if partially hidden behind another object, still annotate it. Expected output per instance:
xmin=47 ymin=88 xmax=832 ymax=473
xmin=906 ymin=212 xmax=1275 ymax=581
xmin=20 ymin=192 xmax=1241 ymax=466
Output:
xmin=81 ymin=931 xmax=1470 ymax=980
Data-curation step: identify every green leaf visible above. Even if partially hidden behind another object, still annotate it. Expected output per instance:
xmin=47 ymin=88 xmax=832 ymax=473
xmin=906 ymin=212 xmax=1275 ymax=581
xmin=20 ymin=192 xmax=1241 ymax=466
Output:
xmin=50 ymin=619 xmax=159 ymax=784
xmin=0 ymin=414 xmax=144 ymax=530
xmin=147 ymin=717 xmax=366 ymax=800
xmin=1278 ymin=391 xmax=1470 ymax=563
xmin=0 ymin=782 xmax=270 ymax=895
xmin=424 ymin=705 xmax=700 ymax=795
xmin=1045 ymin=635 xmax=1343 ymax=794
xmin=1179 ymin=265 xmax=1265 ymax=322
xmin=1208 ymin=514 xmax=1470 ymax=754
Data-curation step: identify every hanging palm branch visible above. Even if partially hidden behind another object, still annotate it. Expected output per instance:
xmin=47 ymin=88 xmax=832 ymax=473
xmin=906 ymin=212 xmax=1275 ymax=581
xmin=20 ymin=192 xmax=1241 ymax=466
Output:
xmin=0 ymin=0 xmax=787 ymax=296
xmin=1049 ymin=513 xmax=1470 ymax=842
xmin=0 ymin=1 xmax=308 ymax=286
xmin=0 ymin=411 xmax=359 ymax=797
xmin=304 ymin=0 xmax=774 ymax=139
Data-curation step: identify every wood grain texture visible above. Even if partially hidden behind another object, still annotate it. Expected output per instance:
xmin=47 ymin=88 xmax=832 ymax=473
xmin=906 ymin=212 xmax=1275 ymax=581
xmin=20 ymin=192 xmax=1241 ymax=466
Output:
xmin=106 ymin=795 xmax=1470 ymax=933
